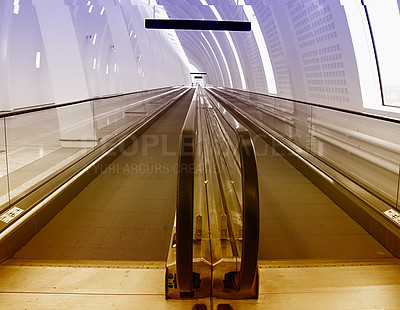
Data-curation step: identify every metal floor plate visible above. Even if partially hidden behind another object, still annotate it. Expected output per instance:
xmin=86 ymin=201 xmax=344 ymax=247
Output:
xmin=1 ymin=258 xmax=400 ymax=309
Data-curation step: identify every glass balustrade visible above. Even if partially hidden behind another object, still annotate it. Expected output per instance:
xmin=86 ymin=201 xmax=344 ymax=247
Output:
xmin=221 ymin=87 xmax=400 ymax=210
xmin=0 ymin=87 xmax=184 ymax=220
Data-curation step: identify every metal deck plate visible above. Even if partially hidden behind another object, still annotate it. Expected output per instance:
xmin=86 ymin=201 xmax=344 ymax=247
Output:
xmin=1 ymin=258 xmax=400 ymax=309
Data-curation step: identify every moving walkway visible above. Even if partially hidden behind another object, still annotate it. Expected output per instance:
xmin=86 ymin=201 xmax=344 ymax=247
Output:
xmin=0 ymin=87 xmax=193 ymax=261
xmin=166 ymin=87 xmax=259 ymax=299
xmin=206 ymin=87 xmax=400 ymax=258
xmin=0 ymin=86 xmax=399 ymax=308
xmin=164 ymin=85 xmax=400 ymax=302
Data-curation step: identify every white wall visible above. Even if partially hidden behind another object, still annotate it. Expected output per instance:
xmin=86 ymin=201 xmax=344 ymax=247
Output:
xmin=3 ymin=0 xmax=400 ymax=118
xmin=160 ymin=0 xmax=400 ymax=117
xmin=0 ymin=0 xmax=54 ymax=110
xmin=0 ymin=0 xmax=190 ymax=110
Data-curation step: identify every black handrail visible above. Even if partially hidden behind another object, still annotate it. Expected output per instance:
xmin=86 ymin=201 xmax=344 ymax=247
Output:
xmin=237 ymin=129 xmax=259 ymax=291
xmin=175 ymin=88 xmax=197 ymax=292
xmin=205 ymin=88 xmax=259 ymax=292
xmin=0 ymin=86 xmax=178 ymax=118
xmin=222 ymin=87 xmax=400 ymax=125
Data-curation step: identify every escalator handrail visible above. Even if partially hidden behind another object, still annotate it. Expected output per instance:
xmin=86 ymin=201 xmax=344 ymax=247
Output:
xmin=175 ymin=88 xmax=197 ymax=292
xmin=205 ymin=88 xmax=259 ymax=292
xmin=237 ymin=129 xmax=259 ymax=291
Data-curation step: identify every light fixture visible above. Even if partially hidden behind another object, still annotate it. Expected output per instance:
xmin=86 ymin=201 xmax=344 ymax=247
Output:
xmin=13 ymin=0 xmax=20 ymax=15
xmin=35 ymin=52 xmax=41 ymax=69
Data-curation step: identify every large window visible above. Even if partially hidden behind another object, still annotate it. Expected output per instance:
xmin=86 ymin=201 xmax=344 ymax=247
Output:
xmin=341 ymin=0 xmax=381 ymax=110
xmin=364 ymin=0 xmax=400 ymax=107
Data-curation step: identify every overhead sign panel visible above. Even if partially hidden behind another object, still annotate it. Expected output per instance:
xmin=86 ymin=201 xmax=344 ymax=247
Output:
xmin=145 ymin=19 xmax=251 ymax=31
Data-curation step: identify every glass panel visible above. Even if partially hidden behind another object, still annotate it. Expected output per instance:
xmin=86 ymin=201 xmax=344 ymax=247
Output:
xmin=4 ymin=102 xmax=96 ymax=203
xmin=0 ymin=87 xmax=183 ymax=219
xmin=273 ymin=98 xmax=295 ymax=139
xmin=92 ymin=88 xmax=181 ymax=144
xmin=223 ymin=88 xmax=400 ymax=208
xmin=93 ymin=96 xmax=131 ymax=143
xmin=293 ymin=104 xmax=312 ymax=151
xmin=309 ymin=107 xmax=400 ymax=204
xmin=0 ymin=119 xmax=10 ymax=213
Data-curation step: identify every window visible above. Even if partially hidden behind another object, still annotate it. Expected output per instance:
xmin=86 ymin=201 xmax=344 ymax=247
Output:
xmin=364 ymin=0 xmax=400 ymax=107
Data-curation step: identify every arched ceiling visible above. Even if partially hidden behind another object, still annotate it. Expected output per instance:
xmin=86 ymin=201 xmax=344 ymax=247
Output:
xmin=159 ymin=1 xmax=264 ymax=89
xmin=2 ymin=0 xmax=399 ymax=115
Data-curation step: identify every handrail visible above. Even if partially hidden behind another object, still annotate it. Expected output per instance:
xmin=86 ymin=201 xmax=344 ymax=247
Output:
xmin=0 ymin=86 xmax=177 ymax=118
xmin=309 ymin=118 xmax=400 ymax=154
xmin=205 ymin=88 xmax=259 ymax=292
xmin=221 ymin=87 xmax=400 ymax=125
xmin=237 ymin=129 xmax=259 ymax=291
xmin=175 ymin=88 xmax=197 ymax=292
